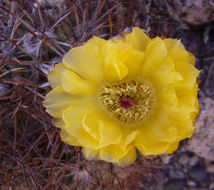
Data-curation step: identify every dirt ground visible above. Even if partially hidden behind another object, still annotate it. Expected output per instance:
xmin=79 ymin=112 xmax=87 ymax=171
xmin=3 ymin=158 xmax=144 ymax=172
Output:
xmin=0 ymin=0 xmax=214 ymax=189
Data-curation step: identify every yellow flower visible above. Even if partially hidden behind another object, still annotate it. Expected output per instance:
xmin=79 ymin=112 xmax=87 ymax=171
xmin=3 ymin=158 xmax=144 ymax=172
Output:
xmin=44 ymin=27 xmax=199 ymax=166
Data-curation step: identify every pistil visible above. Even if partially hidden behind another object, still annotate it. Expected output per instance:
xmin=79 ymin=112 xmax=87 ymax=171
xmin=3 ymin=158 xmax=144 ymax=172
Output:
xmin=119 ymin=97 xmax=134 ymax=109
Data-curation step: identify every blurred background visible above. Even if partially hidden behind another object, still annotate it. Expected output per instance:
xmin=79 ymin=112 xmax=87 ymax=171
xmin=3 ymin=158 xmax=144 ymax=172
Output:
xmin=0 ymin=0 xmax=214 ymax=189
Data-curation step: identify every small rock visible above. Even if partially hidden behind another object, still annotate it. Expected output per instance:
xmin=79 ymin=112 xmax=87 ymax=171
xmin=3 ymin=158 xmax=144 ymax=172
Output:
xmin=178 ymin=154 xmax=189 ymax=165
xmin=206 ymin=162 xmax=214 ymax=173
xmin=167 ymin=0 xmax=214 ymax=25
xmin=186 ymin=97 xmax=214 ymax=161
xmin=204 ymin=63 xmax=214 ymax=98
xmin=170 ymin=171 xmax=185 ymax=179
xmin=163 ymin=179 xmax=185 ymax=190
xmin=189 ymin=156 xmax=199 ymax=166
xmin=187 ymin=165 xmax=207 ymax=182
xmin=160 ymin=154 xmax=173 ymax=164
xmin=187 ymin=180 xmax=197 ymax=188
xmin=209 ymin=182 xmax=214 ymax=189
xmin=0 ymin=83 xmax=8 ymax=96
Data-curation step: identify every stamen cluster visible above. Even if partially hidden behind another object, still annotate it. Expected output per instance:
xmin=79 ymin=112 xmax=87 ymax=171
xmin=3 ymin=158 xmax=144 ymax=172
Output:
xmin=98 ymin=79 xmax=156 ymax=125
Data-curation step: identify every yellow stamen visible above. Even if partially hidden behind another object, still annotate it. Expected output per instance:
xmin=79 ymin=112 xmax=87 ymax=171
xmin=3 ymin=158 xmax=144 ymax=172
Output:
xmin=98 ymin=78 xmax=156 ymax=125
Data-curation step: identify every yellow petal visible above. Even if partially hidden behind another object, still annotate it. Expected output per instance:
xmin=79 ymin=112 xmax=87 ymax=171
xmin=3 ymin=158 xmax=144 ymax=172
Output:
xmin=175 ymin=85 xmax=198 ymax=108
xmin=117 ymin=147 xmax=136 ymax=166
xmin=166 ymin=142 xmax=179 ymax=154
xmin=151 ymin=56 xmax=183 ymax=87
xmin=107 ymin=38 xmax=128 ymax=50
xmin=187 ymin=52 xmax=196 ymax=65
xmin=48 ymin=63 xmax=67 ymax=88
xmin=164 ymin=38 xmax=179 ymax=50
xmin=174 ymin=62 xmax=199 ymax=89
xmin=164 ymin=39 xmax=189 ymax=62
xmin=82 ymin=147 xmax=99 ymax=160
xmin=103 ymin=40 xmax=142 ymax=80
xmin=77 ymin=133 xmax=99 ymax=149
xmin=151 ymin=110 xmax=178 ymax=141
xmin=137 ymin=142 xmax=171 ymax=156
xmin=135 ymin=111 xmax=178 ymax=155
xmin=64 ymin=120 xmax=82 ymax=137
xmin=160 ymin=105 xmax=196 ymax=141
xmin=164 ymin=39 xmax=197 ymax=67
xmin=62 ymin=103 xmax=101 ymax=149
xmin=99 ymin=145 xmax=121 ymax=163
xmin=170 ymin=48 xmax=188 ymax=62
xmin=135 ymin=128 xmax=173 ymax=155
xmin=145 ymin=121 xmax=178 ymax=144
xmin=61 ymin=69 xmax=96 ymax=95
xmin=60 ymin=129 xmax=80 ymax=146
xmin=125 ymin=130 xmax=140 ymax=147
xmin=125 ymin=27 xmax=151 ymax=51
xmin=64 ymin=121 xmax=99 ymax=149
xmin=43 ymin=86 xmax=81 ymax=118
xmin=62 ymin=101 xmax=98 ymax=124
xmin=117 ymin=48 xmax=144 ymax=77
xmin=99 ymin=144 xmax=133 ymax=164
xmin=98 ymin=119 xmax=122 ymax=148
xmin=141 ymin=37 xmax=168 ymax=76
xmin=104 ymin=56 xmax=128 ymax=82
xmin=82 ymin=114 xmax=100 ymax=140
xmin=168 ymin=107 xmax=195 ymax=139
xmin=158 ymin=87 xmax=178 ymax=107
xmin=63 ymin=37 xmax=106 ymax=83
xmin=62 ymin=103 xmax=93 ymax=137
xmin=53 ymin=118 xmax=65 ymax=129
xmin=153 ymin=71 xmax=183 ymax=87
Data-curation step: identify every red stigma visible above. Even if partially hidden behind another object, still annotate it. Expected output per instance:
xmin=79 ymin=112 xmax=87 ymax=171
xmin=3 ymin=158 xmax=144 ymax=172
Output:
xmin=119 ymin=97 xmax=134 ymax=109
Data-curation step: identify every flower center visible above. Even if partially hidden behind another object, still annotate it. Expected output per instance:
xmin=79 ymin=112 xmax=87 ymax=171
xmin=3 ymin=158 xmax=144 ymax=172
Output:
xmin=119 ymin=97 xmax=134 ymax=109
xmin=98 ymin=78 xmax=156 ymax=125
